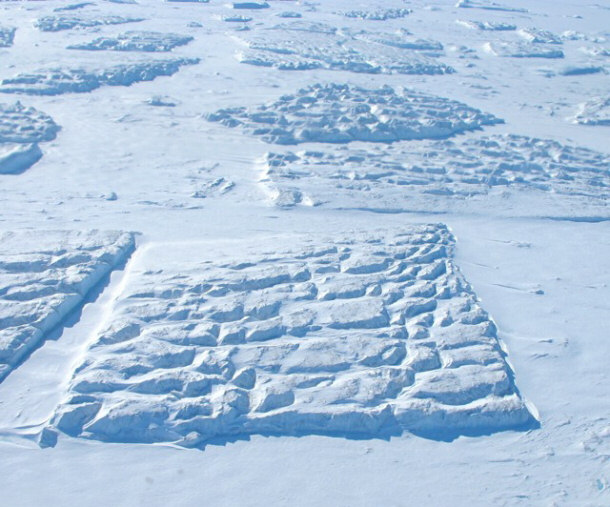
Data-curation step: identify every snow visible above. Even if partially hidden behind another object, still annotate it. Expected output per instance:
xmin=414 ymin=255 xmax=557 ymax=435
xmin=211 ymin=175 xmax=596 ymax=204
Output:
xmin=0 ymin=0 xmax=609 ymax=504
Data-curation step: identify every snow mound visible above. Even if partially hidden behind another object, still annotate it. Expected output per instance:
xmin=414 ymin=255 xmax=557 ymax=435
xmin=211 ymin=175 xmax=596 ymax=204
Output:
xmin=35 ymin=15 xmax=144 ymax=32
xmin=260 ymin=135 xmax=610 ymax=217
xmin=339 ymin=8 xmax=411 ymax=20
xmin=573 ymin=97 xmax=610 ymax=126
xmin=485 ymin=42 xmax=564 ymax=59
xmin=456 ymin=20 xmax=516 ymax=31
xmin=50 ymin=226 xmax=534 ymax=445
xmin=237 ymin=29 xmax=453 ymax=75
xmin=54 ymin=2 xmax=95 ymax=12
xmin=206 ymin=83 xmax=502 ymax=145
xmin=0 ymin=26 xmax=16 ymax=48
xmin=0 ymin=102 xmax=60 ymax=174
xmin=0 ymin=231 xmax=135 ymax=383
xmin=68 ymin=31 xmax=194 ymax=52
xmin=0 ymin=59 xmax=200 ymax=96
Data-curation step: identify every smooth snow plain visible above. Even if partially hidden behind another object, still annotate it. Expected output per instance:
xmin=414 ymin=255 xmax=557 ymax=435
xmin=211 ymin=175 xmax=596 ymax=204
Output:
xmin=0 ymin=0 xmax=609 ymax=505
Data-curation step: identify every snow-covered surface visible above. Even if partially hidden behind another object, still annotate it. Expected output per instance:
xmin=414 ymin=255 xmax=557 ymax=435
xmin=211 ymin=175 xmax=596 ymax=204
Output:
xmin=0 ymin=0 xmax=609 ymax=504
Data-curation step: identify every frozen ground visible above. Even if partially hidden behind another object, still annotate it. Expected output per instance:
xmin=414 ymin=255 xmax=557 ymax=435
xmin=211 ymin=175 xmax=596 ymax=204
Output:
xmin=0 ymin=0 xmax=609 ymax=505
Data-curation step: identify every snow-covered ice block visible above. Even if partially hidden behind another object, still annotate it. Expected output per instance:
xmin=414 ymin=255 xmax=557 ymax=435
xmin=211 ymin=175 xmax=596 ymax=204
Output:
xmin=485 ymin=42 xmax=564 ymax=58
xmin=236 ymin=29 xmax=452 ymax=75
xmin=0 ymin=102 xmax=60 ymax=174
xmin=573 ymin=97 xmax=610 ymax=126
xmin=0 ymin=230 xmax=135 ymax=382
xmin=206 ymin=83 xmax=502 ymax=145
xmin=0 ymin=59 xmax=199 ymax=96
xmin=260 ymin=134 xmax=610 ymax=217
xmin=54 ymin=2 xmax=95 ymax=12
xmin=68 ymin=31 xmax=194 ymax=52
xmin=50 ymin=226 xmax=534 ymax=445
xmin=35 ymin=15 xmax=144 ymax=32
xmin=0 ymin=26 xmax=16 ymax=48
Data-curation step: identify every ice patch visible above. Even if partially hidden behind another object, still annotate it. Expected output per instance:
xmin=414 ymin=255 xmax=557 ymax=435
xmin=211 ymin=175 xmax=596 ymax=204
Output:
xmin=456 ymin=0 xmax=527 ymax=13
xmin=0 ymin=26 xmax=16 ymax=48
xmin=206 ymin=83 xmax=502 ymax=145
xmin=456 ymin=20 xmax=516 ymax=31
xmin=0 ymin=231 xmax=135 ymax=382
xmin=68 ymin=31 xmax=193 ymax=52
xmin=260 ymin=134 xmax=610 ymax=217
xmin=485 ymin=42 xmax=564 ymax=58
xmin=35 ymin=15 xmax=144 ymax=32
xmin=518 ymin=28 xmax=563 ymax=45
xmin=339 ymin=8 xmax=411 ymax=20
xmin=50 ymin=226 xmax=534 ymax=444
xmin=0 ymin=59 xmax=200 ymax=96
xmin=573 ymin=97 xmax=610 ymax=126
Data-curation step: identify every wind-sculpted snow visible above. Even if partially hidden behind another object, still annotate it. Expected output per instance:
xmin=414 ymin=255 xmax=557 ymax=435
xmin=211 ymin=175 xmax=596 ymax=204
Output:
xmin=68 ymin=31 xmax=193 ymax=52
xmin=50 ymin=226 xmax=534 ymax=445
xmin=0 ymin=26 xmax=16 ymax=48
xmin=0 ymin=59 xmax=200 ymax=96
xmin=206 ymin=83 xmax=502 ymax=145
xmin=237 ymin=29 xmax=451 ymax=75
xmin=0 ymin=231 xmax=135 ymax=383
xmin=573 ymin=97 xmax=610 ymax=126
xmin=0 ymin=102 xmax=60 ymax=174
xmin=35 ymin=15 xmax=144 ymax=32
xmin=339 ymin=8 xmax=411 ymax=21
xmin=259 ymin=135 xmax=610 ymax=217
xmin=485 ymin=42 xmax=564 ymax=59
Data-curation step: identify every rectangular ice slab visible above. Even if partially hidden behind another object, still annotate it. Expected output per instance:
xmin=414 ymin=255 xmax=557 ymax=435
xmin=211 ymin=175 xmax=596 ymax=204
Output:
xmin=51 ymin=226 xmax=534 ymax=446
xmin=0 ymin=230 xmax=135 ymax=382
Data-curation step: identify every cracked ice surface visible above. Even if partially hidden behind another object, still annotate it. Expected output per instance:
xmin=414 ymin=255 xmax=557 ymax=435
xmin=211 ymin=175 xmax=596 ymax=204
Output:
xmin=68 ymin=31 xmax=194 ymax=52
xmin=260 ymin=134 xmax=610 ymax=217
xmin=206 ymin=83 xmax=503 ymax=145
xmin=0 ymin=59 xmax=200 ymax=96
xmin=51 ymin=225 xmax=534 ymax=445
xmin=0 ymin=231 xmax=135 ymax=382
xmin=0 ymin=102 xmax=60 ymax=174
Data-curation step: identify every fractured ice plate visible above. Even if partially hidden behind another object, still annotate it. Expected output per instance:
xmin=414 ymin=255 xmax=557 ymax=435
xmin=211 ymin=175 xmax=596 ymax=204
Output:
xmin=0 ymin=230 xmax=135 ymax=382
xmin=50 ymin=225 xmax=535 ymax=446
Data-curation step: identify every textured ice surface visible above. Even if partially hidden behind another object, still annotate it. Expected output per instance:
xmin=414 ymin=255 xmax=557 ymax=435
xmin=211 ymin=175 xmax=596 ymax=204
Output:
xmin=260 ymin=135 xmax=610 ymax=216
xmin=0 ymin=26 xmax=16 ymax=48
xmin=485 ymin=42 xmax=565 ymax=58
xmin=0 ymin=59 xmax=199 ymax=96
xmin=0 ymin=102 xmax=60 ymax=174
xmin=206 ymin=83 xmax=502 ymax=145
xmin=573 ymin=97 xmax=610 ymax=125
xmin=237 ymin=28 xmax=452 ymax=76
xmin=68 ymin=31 xmax=194 ymax=52
xmin=0 ymin=231 xmax=135 ymax=382
xmin=50 ymin=226 xmax=533 ymax=445
xmin=35 ymin=15 xmax=144 ymax=32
